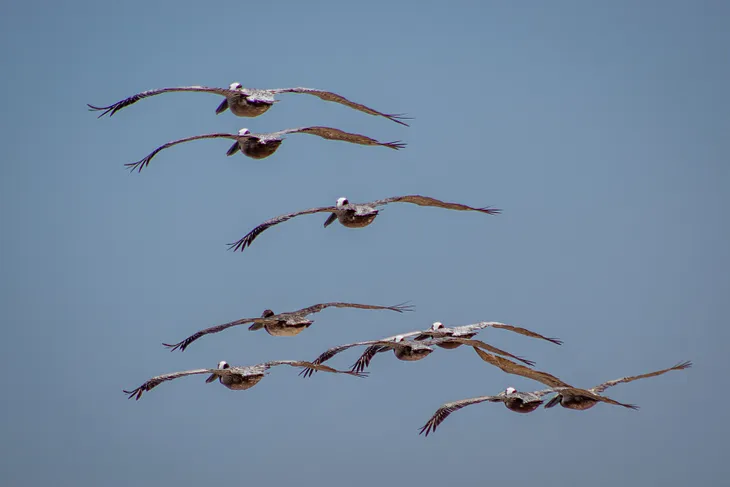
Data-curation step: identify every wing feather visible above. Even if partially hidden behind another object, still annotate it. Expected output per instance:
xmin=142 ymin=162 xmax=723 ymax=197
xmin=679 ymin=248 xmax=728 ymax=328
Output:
xmin=370 ymin=195 xmax=501 ymax=215
xmin=264 ymin=360 xmax=368 ymax=378
xmin=125 ymin=133 xmax=238 ymax=173
xmin=88 ymin=86 xmax=240 ymax=118
xmin=430 ymin=337 xmax=535 ymax=366
xmin=474 ymin=322 xmax=563 ymax=345
xmin=269 ymin=87 xmax=411 ymax=126
xmin=419 ymin=396 xmax=502 ymax=437
xmin=294 ymin=301 xmax=414 ymax=316
xmin=162 ymin=316 xmax=264 ymax=352
xmin=350 ymin=345 xmax=392 ymax=374
xmin=590 ymin=361 xmax=692 ymax=394
xmin=123 ymin=368 xmax=217 ymax=400
xmin=299 ymin=340 xmax=395 ymax=378
xmin=227 ymin=206 xmax=336 ymax=252
xmin=267 ymin=126 xmax=405 ymax=150
xmin=472 ymin=348 xmax=571 ymax=388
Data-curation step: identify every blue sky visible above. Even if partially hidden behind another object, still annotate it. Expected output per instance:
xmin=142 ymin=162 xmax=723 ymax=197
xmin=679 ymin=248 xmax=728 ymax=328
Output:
xmin=1 ymin=1 xmax=728 ymax=485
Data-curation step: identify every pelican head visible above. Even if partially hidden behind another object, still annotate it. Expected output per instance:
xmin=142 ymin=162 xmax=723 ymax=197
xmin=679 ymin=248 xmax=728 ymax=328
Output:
xmin=229 ymin=82 xmax=243 ymax=90
xmin=431 ymin=322 xmax=445 ymax=330
xmin=261 ymin=309 xmax=275 ymax=318
xmin=336 ymin=197 xmax=349 ymax=208
xmin=238 ymin=128 xmax=251 ymax=136
xmin=218 ymin=361 xmax=230 ymax=369
xmin=505 ymin=387 xmax=517 ymax=395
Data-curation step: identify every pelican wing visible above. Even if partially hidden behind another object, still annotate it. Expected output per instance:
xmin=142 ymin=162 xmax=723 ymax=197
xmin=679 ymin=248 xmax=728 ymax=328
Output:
xmin=350 ymin=345 xmax=393 ymax=374
xmin=162 ymin=316 xmax=269 ymax=352
xmin=429 ymin=337 xmax=535 ymax=366
xmin=123 ymin=368 xmax=218 ymax=400
xmin=549 ymin=387 xmax=639 ymax=410
xmin=370 ymin=195 xmax=501 ymax=215
xmin=455 ymin=322 xmax=563 ymax=345
xmin=228 ymin=205 xmax=336 ymax=252
xmin=264 ymin=126 xmax=405 ymax=150
xmin=125 ymin=133 xmax=239 ymax=173
xmin=472 ymin=348 xmax=571 ymax=388
xmin=590 ymin=361 xmax=692 ymax=394
xmin=299 ymin=340 xmax=397 ymax=378
xmin=88 ymin=86 xmax=240 ymax=118
xmin=268 ymin=87 xmax=411 ymax=126
xmin=264 ymin=360 xmax=368 ymax=378
xmin=419 ymin=396 xmax=503 ymax=437
xmin=294 ymin=301 xmax=414 ymax=316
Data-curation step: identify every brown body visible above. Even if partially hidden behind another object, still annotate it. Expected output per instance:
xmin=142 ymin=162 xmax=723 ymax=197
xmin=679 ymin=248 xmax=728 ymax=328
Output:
xmin=223 ymin=96 xmax=273 ymax=117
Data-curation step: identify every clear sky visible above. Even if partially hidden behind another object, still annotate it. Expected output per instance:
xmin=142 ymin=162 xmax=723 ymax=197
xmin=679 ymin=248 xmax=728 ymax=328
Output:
xmin=1 ymin=1 xmax=728 ymax=485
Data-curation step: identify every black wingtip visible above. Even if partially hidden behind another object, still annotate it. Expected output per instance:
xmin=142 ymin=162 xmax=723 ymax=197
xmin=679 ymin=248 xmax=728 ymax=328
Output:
xmin=161 ymin=342 xmax=184 ymax=352
xmin=388 ymin=114 xmax=412 ymax=127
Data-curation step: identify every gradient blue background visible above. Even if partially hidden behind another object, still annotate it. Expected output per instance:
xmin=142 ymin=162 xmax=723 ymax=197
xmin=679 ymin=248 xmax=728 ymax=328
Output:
xmin=1 ymin=1 xmax=727 ymax=485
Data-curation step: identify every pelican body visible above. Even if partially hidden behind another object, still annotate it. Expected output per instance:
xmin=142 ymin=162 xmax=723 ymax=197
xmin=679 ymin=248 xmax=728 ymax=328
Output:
xmin=218 ymin=86 xmax=274 ymax=117
xmin=207 ymin=361 xmax=266 ymax=390
xmin=325 ymin=198 xmax=380 ymax=228
xmin=252 ymin=309 xmax=314 ymax=337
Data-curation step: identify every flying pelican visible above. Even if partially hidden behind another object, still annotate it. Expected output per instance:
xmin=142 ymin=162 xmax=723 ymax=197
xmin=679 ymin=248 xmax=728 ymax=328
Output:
xmin=87 ymin=82 xmax=410 ymax=125
xmin=162 ymin=301 xmax=413 ymax=352
xmin=409 ymin=321 xmax=562 ymax=350
xmin=123 ymin=360 xmax=366 ymax=400
xmin=344 ymin=321 xmax=560 ymax=372
xmin=473 ymin=348 xmax=692 ymax=411
xmin=124 ymin=126 xmax=405 ymax=172
xmin=228 ymin=195 xmax=501 ymax=252
xmin=419 ymin=387 xmax=556 ymax=436
xmin=298 ymin=335 xmax=534 ymax=378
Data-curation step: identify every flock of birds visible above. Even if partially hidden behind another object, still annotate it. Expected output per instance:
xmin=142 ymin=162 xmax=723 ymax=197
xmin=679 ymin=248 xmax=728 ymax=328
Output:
xmin=90 ymin=81 xmax=691 ymax=436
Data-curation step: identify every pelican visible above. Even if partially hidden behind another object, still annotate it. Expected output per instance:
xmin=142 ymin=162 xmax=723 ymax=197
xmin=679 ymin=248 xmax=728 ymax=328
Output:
xmin=410 ymin=321 xmax=562 ymax=350
xmin=123 ymin=360 xmax=366 ymax=400
xmin=419 ymin=387 xmax=556 ymax=436
xmin=299 ymin=335 xmax=534 ymax=378
xmin=345 ymin=320 xmax=560 ymax=371
xmin=473 ymin=348 xmax=692 ymax=411
xmin=162 ymin=301 xmax=413 ymax=352
xmin=87 ymin=82 xmax=410 ymax=125
xmin=228 ymin=195 xmax=501 ymax=252
xmin=124 ymin=126 xmax=405 ymax=172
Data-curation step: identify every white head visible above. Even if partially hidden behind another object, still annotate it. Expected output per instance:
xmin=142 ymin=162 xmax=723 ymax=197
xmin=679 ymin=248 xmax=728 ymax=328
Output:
xmin=505 ymin=387 xmax=517 ymax=395
xmin=229 ymin=82 xmax=243 ymax=90
xmin=336 ymin=197 xmax=349 ymax=208
xmin=217 ymin=361 xmax=230 ymax=369
xmin=431 ymin=322 xmax=445 ymax=330
xmin=238 ymin=128 xmax=251 ymax=136
xmin=393 ymin=335 xmax=405 ymax=343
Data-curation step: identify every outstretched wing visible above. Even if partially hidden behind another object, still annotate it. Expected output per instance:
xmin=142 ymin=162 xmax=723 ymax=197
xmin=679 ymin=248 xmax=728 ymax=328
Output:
xmin=350 ymin=345 xmax=392 ymax=374
xmin=370 ymin=195 xmax=501 ymax=215
xmin=269 ymin=87 xmax=411 ymax=126
xmin=162 ymin=316 xmax=265 ymax=352
xmin=264 ymin=360 xmax=368 ymax=378
xmin=125 ymin=133 xmax=239 ymax=173
xmin=299 ymin=340 xmax=395 ymax=378
xmin=267 ymin=126 xmax=405 ymax=150
xmin=419 ymin=396 xmax=502 ymax=437
xmin=88 ymin=86 xmax=240 ymax=118
xmin=429 ymin=337 xmax=535 ymax=366
xmin=472 ymin=348 xmax=571 ymax=388
xmin=486 ymin=323 xmax=563 ymax=345
xmin=294 ymin=301 xmax=415 ymax=316
xmin=123 ymin=368 xmax=217 ymax=400
xmin=549 ymin=387 xmax=639 ymax=410
xmin=590 ymin=361 xmax=692 ymax=394
xmin=227 ymin=205 xmax=336 ymax=252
